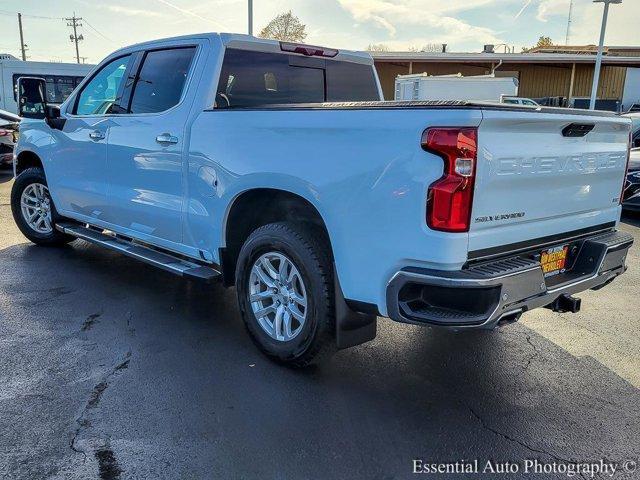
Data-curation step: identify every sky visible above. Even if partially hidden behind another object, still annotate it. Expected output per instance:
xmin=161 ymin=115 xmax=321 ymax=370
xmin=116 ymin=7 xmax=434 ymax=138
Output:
xmin=0 ymin=0 xmax=638 ymax=64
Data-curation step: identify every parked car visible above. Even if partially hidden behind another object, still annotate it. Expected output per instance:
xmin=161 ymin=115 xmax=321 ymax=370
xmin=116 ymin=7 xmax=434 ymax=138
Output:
xmin=623 ymin=112 xmax=640 ymax=148
xmin=0 ymin=109 xmax=19 ymax=170
xmin=623 ymin=147 xmax=640 ymax=211
xmin=500 ymin=96 xmax=540 ymax=106
xmin=11 ymin=33 xmax=634 ymax=366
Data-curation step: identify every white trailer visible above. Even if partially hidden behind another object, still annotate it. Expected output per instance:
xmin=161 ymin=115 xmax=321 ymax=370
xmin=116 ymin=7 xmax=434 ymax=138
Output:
xmin=394 ymin=73 xmax=518 ymax=102
xmin=0 ymin=59 xmax=94 ymax=114
xmin=622 ymin=67 xmax=640 ymax=112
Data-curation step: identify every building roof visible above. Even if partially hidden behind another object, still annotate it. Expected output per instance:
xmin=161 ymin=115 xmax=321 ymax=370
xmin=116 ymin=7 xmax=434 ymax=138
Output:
xmin=527 ymin=45 xmax=640 ymax=56
xmin=370 ymin=51 xmax=640 ymax=66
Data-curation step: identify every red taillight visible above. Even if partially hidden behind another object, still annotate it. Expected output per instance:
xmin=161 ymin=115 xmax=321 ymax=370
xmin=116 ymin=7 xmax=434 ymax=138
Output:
xmin=280 ymin=41 xmax=338 ymax=57
xmin=422 ymin=127 xmax=478 ymax=232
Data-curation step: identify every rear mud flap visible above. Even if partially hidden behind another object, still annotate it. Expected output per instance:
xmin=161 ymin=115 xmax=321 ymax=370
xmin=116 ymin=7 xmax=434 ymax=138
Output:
xmin=334 ymin=272 xmax=377 ymax=349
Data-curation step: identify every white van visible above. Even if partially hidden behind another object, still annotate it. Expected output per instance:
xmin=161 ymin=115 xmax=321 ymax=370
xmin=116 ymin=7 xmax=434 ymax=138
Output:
xmin=0 ymin=58 xmax=93 ymax=114
xmin=394 ymin=73 xmax=518 ymax=102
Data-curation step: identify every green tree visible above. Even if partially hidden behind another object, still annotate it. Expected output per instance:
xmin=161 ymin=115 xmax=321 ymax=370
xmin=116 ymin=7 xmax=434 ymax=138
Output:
xmin=258 ymin=11 xmax=307 ymax=42
xmin=536 ymin=36 xmax=554 ymax=48
xmin=523 ymin=36 xmax=555 ymax=52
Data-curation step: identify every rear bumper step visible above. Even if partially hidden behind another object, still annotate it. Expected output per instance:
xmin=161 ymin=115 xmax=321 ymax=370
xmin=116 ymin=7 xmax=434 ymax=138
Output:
xmin=386 ymin=230 xmax=633 ymax=329
xmin=56 ymin=222 xmax=221 ymax=283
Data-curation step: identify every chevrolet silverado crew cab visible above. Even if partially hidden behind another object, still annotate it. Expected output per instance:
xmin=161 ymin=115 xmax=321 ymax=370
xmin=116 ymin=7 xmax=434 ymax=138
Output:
xmin=11 ymin=33 xmax=634 ymax=366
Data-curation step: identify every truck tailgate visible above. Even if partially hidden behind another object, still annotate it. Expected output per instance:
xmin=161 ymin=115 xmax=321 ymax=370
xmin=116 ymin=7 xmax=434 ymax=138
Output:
xmin=469 ymin=109 xmax=630 ymax=258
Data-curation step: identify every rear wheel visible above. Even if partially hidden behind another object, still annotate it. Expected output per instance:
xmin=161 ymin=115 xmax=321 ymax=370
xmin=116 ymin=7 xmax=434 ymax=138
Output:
xmin=11 ymin=167 xmax=74 ymax=246
xmin=236 ymin=222 xmax=335 ymax=367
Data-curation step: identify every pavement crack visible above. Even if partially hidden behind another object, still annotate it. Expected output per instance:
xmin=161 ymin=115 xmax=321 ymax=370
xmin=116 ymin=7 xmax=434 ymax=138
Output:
xmin=523 ymin=334 xmax=540 ymax=371
xmin=557 ymin=313 xmax=603 ymax=337
xmin=81 ymin=313 xmax=102 ymax=332
xmin=68 ymin=351 xmax=132 ymax=463
xmin=468 ymin=406 xmax=588 ymax=480
xmin=125 ymin=311 xmax=135 ymax=335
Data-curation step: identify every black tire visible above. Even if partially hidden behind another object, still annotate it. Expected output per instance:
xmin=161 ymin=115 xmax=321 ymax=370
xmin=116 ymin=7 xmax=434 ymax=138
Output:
xmin=11 ymin=167 xmax=74 ymax=246
xmin=236 ymin=222 xmax=336 ymax=367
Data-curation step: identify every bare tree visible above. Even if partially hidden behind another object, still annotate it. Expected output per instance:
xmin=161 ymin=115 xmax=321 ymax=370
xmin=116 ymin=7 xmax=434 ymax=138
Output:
xmin=258 ymin=11 xmax=307 ymax=42
xmin=420 ymin=43 xmax=444 ymax=53
xmin=366 ymin=43 xmax=389 ymax=52
xmin=405 ymin=44 xmax=444 ymax=53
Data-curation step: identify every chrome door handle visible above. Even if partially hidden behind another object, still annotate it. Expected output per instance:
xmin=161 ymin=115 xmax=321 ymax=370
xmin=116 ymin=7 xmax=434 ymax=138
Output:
xmin=156 ymin=133 xmax=179 ymax=145
xmin=89 ymin=130 xmax=105 ymax=140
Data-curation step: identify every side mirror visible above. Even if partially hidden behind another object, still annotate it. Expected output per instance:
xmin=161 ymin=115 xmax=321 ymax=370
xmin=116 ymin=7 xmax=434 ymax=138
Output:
xmin=17 ymin=77 xmax=47 ymax=119
xmin=633 ymin=137 xmax=640 ymax=149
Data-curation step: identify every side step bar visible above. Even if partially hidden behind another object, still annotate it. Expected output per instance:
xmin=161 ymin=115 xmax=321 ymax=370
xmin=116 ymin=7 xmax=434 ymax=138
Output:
xmin=56 ymin=222 xmax=221 ymax=283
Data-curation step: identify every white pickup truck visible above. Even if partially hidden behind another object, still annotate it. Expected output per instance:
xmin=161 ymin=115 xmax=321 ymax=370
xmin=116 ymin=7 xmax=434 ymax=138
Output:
xmin=11 ymin=34 xmax=634 ymax=366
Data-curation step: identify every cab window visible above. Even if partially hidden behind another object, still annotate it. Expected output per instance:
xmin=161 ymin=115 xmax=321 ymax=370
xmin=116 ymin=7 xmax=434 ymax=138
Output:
xmin=128 ymin=47 xmax=196 ymax=114
xmin=74 ymin=55 xmax=131 ymax=115
xmin=215 ymin=49 xmax=379 ymax=108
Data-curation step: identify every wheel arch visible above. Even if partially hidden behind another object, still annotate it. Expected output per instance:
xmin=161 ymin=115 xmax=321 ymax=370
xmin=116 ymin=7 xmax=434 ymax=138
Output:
xmin=220 ymin=187 xmax=333 ymax=286
xmin=15 ymin=150 xmax=44 ymax=176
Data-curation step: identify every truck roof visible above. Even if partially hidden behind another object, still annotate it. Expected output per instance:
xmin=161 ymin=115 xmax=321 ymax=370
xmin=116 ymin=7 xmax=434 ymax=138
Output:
xmin=108 ymin=32 xmax=374 ymax=66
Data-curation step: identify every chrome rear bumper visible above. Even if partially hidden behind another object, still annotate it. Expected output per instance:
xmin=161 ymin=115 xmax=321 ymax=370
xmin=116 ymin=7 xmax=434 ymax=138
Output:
xmin=386 ymin=230 xmax=633 ymax=329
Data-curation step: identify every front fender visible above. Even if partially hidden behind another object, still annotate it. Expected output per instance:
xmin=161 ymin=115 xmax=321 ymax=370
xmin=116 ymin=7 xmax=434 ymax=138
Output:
xmin=14 ymin=121 xmax=54 ymax=175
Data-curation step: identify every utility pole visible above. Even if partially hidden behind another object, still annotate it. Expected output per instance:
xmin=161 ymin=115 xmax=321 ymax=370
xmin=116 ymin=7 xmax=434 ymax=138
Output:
xmin=248 ymin=0 xmax=253 ymax=35
xmin=65 ymin=13 xmax=84 ymax=64
xmin=589 ymin=0 xmax=622 ymax=110
xmin=18 ymin=13 xmax=27 ymax=61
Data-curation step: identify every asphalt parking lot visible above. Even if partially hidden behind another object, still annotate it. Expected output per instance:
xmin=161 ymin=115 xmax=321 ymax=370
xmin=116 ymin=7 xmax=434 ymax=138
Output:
xmin=1 ymin=171 xmax=639 ymax=480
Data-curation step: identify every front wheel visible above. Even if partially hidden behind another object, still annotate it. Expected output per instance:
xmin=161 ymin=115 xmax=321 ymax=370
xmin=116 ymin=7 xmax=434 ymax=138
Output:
xmin=11 ymin=167 xmax=74 ymax=246
xmin=236 ymin=222 xmax=336 ymax=367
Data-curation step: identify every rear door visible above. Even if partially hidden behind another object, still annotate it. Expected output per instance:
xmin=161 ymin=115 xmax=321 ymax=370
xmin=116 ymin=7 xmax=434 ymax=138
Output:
xmin=104 ymin=44 xmax=198 ymax=250
xmin=469 ymin=109 xmax=630 ymax=256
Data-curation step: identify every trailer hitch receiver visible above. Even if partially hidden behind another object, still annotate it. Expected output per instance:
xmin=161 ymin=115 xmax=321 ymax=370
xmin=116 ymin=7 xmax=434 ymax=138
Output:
xmin=546 ymin=294 xmax=582 ymax=314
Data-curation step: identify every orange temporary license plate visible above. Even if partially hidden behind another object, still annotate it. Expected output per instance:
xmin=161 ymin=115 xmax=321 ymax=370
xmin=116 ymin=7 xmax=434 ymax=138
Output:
xmin=541 ymin=245 xmax=569 ymax=277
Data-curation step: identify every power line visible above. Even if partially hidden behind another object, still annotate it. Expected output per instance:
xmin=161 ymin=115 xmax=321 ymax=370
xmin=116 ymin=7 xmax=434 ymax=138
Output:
xmin=0 ymin=9 xmax=63 ymax=20
xmin=82 ymin=19 xmax=115 ymax=44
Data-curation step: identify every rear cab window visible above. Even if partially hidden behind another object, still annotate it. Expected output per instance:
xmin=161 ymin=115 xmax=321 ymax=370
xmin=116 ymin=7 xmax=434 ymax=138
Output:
xmin=129 ymin=47 xmax=196 ymax=114
xmin=215 ymin=48 xmax=379 ymax=108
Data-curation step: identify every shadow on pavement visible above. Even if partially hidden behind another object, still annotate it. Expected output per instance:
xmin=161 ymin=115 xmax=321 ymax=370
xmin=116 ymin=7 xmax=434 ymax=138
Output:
xmin=621 ymin=210 xmax=640 ymax=228
xmin=1 ymin=241 xmax=639 ymax=479
xmin=0 ymin=172 xmax=13 ymax=184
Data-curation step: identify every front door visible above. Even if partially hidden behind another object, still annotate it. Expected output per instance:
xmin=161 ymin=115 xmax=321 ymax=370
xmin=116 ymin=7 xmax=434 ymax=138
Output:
xmin=47 ymin=55 xmax=133 ymax=221
xmin=104 ymin=46 xmax=197 ymax=249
